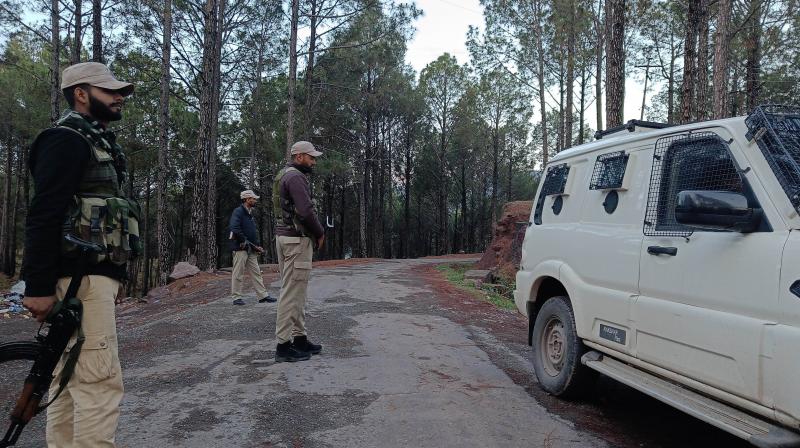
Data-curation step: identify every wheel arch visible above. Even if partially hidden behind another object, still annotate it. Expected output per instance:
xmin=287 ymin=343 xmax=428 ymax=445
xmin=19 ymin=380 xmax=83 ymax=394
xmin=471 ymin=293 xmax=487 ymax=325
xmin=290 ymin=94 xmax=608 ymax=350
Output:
xmin=527 ymin=276 xmax=569 ymax=345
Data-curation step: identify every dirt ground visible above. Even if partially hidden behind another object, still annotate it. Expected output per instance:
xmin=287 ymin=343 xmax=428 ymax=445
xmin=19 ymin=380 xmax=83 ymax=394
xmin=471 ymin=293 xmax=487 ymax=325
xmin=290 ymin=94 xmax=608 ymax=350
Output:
xmin=476 ymin=201 xmax=532 ymax=280
xmin=415 ymin=263 xmax=748 ymax=448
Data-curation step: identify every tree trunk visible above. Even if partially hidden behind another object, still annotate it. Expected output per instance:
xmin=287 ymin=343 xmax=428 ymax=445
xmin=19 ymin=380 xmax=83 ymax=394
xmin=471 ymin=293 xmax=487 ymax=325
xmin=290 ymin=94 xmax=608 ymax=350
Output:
xmin=468 ymin=180 xmax=475 ymax=252
xmin=260 ymin=170 xmax=274 ymax=262
xmin=286 ymin=0 xmax=299 ymax=160
xmin=605 ymin=0 xmax=625 ymax=127
xmin=439 ymin=125 xmax=448 ymax=255
xmin=744 ymin=0 xmax=762 ymax=111
xmin=534 ymin=0 xmax=549 ymax=165
xmin=190 ymin=0 xmax=219 ymax=270
xmin=436 ymin=77 xmax=449 ymax=256
xmin=459 ymin=157 xmax=467 ymax=253
xmin=491 ymin=118 xmax=499 ymax=224
xmin=339 ymin=181 xmax=345 ymax=258
xmin=0 ymin=130 xmax=13 ymax=276
xmin=506 ymin=134 xmax=513 ymax=203
xmin=681 ymin=0 xmax=699 ymax=123
xmin=50 ymin=0 xmax=60 ymax=123
xmin=594 ymin=0 xmax=604 ymax=133
xmin=579 ymin=60 xmax=587 ymax=144
xmin=324 ymin=175 xmax=334 ymax=260
xmin=416 ymin=190 xmax=422 ymax=256
xmin=730 ymin=63 xmax=741 ymax=116
xmin=361 ymin=79 xmax=373 ymax=257
xmin=71 ymin=0 xmax=82 ymax=64
xmin=565 ymin=0 xmax=575 ymax=148
xmin=303 ymin=0 xmax=318 ymax=138
xmin=126 ymin=161 xmax=137 ymax=295
xmin=403 ymin=121 xmax=412 ymax=258
xmin=667 ymin=29 xmax=676 ymax=123
xmin=696 ymin=0 xmax=710 ymax=120
xmin=157 ymin=0 xmax=172 ymax=285
xmin=20 ymin=143 xmax=29 ymax=232
xmin=386 ymin=125 xmax=394 ymax=258
xmin=248 ymin=20 xmax=268 ymax=188
xmin=206 ymin=0 xmax=225 ymax=270
xmin=91 ymin=0 xmax=101 ymax=62
xmin=378 ymin=123 xmax=386 ymax=258
xmin=712 ymin=0 xmax=731 ymax=119
xmin=358 ymin=152 xmax=367 ymax=258
xmin=479 ymin=176 xmax=487 ymax=246
xmin=141 ymin=172 xmax=151 ymax=296
xmin=9 ymin=140 xmax=23 ymax=277
xmin=640 ymin=64 xmax=650 ymax=120
xmin=558 ymin=52 xmax=565 ymax=151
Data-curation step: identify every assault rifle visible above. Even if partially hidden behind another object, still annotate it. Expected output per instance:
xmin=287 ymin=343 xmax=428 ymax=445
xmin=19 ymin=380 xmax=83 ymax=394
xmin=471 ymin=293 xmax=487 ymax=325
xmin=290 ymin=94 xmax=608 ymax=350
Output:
xmin=242 ymin=240 xmax=264 ymax=254
xmin=0 ymin=234 xmax=103 ymax=447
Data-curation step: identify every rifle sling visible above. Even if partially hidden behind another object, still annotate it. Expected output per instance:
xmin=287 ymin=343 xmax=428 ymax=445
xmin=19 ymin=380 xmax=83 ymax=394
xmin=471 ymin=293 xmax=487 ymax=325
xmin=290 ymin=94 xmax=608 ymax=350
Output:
xmin=39 ymin=255 xmax=87 ymax=411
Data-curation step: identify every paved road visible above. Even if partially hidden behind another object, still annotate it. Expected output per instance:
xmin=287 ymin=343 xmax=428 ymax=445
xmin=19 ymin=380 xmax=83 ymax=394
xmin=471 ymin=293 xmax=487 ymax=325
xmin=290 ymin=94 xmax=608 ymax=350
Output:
xmin=1 ymin=258 xmax=750 ymax=447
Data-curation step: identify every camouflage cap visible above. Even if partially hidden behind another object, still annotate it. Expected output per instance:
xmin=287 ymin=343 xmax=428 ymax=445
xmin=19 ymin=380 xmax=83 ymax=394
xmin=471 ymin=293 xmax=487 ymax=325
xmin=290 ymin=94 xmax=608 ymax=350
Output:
xmin=61 ymin=62 xmax=134 ymax=96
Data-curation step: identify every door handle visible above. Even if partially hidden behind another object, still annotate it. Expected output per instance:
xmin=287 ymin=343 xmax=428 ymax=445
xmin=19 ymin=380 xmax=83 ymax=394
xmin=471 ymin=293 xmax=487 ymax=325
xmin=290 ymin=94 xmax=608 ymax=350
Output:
xmin=647 ymin=246 xmax=678 ymax=256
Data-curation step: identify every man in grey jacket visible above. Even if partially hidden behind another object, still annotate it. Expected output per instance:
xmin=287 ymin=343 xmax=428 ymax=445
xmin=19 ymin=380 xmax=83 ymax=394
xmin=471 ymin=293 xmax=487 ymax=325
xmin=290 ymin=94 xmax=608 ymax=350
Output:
xmin=229 ymin=190 xmax=274 ymax=306
xmin=272 ymin=141 xmax=325 ymax=362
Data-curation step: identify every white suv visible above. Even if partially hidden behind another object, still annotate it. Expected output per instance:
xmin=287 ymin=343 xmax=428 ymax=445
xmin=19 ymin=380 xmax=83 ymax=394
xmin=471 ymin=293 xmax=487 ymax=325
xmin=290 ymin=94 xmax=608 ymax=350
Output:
xmin=515 ymin=106 xmax=800 ymax=447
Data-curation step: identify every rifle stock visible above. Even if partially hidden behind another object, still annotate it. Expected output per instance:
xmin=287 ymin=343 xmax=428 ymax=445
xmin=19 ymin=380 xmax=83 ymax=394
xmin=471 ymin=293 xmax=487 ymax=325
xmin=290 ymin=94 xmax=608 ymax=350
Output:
xmin=0 ymin=298 xmax=82 ymax=447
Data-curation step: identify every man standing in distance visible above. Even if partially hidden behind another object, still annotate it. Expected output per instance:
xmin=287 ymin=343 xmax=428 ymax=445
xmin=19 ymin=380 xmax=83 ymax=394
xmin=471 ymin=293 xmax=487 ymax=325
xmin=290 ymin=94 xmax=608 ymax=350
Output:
xmin=229 ymin=189 xmax=275 ymax=305
xmin=22 ymin=62 xmax=138 ymax=447
xmin=272 ymin=141 xmax=325 ymax=362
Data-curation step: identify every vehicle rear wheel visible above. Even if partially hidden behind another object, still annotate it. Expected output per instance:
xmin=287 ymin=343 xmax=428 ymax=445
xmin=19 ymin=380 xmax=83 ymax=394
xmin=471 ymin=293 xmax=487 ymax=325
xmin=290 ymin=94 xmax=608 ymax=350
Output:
xmin=531 ymin=295 xmax=597 ymax=398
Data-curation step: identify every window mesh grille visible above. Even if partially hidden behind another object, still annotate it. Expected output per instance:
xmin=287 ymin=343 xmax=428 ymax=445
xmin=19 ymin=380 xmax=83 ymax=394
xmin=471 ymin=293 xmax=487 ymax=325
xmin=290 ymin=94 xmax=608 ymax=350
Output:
xmin=533 ymin=163 xmax=570 ymax=225
xmin=541 ymin=163 xmax=570 ymax=196
xmin=590 ymin=151 xmax=629 ymax=190
xmin=745 ymin=105 xmax=800 ymax=212
xmin=643 ymin=133 xmax=743 ymax=237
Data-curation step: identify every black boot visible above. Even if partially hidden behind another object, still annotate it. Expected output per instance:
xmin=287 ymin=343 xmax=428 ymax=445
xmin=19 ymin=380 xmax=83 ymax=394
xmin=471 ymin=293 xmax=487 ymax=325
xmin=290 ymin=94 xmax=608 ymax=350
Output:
xmin=292 ymin=335 xmax=321 ymax=355
xmin=258 ymin=295 xmax=277 ymax=303
xmin=275 ymin=341 xmax=310 ymax=362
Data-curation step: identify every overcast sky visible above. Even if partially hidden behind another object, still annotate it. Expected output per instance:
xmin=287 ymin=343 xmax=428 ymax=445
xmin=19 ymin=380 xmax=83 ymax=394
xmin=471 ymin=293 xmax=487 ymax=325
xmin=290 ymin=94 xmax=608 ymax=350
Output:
xmin=405 ymin=0 xmax=652 ymax=134
xmin=405 ymin=0 xmax=483 ymax=73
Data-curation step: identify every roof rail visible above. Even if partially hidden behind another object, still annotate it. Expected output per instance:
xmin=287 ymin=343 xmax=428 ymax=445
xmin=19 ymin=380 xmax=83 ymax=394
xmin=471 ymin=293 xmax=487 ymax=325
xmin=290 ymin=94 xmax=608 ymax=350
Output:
xmin=594 ymin=119 xmax=674 ymax=140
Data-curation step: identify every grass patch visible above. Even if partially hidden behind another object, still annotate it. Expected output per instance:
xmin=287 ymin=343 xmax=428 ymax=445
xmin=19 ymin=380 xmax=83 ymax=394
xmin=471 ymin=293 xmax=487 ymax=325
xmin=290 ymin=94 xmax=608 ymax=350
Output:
xmin=435 ymin=263 xmax=517 ymax=310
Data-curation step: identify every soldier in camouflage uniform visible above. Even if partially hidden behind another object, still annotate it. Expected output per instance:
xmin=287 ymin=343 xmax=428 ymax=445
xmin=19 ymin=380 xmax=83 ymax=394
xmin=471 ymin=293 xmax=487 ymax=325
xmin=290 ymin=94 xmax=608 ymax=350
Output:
xmin=22 ymin=62 xmax=139 ymax=447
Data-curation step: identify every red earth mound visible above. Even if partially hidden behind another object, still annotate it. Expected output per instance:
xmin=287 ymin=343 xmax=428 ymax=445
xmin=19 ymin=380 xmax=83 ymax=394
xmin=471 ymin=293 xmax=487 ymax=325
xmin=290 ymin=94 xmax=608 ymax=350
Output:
xmin=476 ymin=201 xmax=532 ymax=281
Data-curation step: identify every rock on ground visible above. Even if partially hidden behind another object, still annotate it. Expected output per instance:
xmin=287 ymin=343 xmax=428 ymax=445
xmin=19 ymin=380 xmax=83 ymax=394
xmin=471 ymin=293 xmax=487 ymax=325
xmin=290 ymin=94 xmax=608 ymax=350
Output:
xmin=169 ymin=262 xmax=201 ymax=282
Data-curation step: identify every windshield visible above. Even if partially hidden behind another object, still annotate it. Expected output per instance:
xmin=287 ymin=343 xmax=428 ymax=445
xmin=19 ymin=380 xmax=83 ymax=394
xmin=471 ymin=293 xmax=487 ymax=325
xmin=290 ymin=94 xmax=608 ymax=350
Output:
xmin=745 ymin=105 xmax=800 ymax=212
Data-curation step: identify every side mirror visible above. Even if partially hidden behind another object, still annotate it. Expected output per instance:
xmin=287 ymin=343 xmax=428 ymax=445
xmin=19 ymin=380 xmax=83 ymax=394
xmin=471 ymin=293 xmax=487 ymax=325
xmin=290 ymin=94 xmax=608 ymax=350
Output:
xmin=675 ymin=190 xmax=763 ymax=233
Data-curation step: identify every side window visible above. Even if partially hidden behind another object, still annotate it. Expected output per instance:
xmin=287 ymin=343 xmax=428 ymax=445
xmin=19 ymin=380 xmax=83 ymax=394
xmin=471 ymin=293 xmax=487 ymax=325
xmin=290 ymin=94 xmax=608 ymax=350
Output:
xmin=644 ymin=133 xmax=743 ymax=236
xmin=533 ymin=163 xmax=570 ymax=225
xmin=590 ymin=151 xmax=629 ymax=190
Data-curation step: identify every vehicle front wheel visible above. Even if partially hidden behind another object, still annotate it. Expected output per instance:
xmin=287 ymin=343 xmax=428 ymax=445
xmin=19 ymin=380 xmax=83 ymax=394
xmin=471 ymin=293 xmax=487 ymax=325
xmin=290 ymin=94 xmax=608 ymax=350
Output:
xmin=531 ymin=295 xmax=597 ymax=398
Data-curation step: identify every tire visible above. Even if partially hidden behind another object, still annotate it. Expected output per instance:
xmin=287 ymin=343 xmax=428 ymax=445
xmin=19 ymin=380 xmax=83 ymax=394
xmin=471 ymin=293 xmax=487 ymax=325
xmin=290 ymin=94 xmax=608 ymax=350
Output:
xmin=531 ymin=295 xmax=597 ymax=398
xmin=0 ymin=341 xmax=41 ymax=364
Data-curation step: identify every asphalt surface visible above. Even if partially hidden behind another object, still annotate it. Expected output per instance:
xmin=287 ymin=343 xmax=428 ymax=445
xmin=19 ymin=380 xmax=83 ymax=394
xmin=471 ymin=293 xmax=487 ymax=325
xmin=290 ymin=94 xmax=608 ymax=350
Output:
xmin=0 ymin=258 xmax=752 ymax=447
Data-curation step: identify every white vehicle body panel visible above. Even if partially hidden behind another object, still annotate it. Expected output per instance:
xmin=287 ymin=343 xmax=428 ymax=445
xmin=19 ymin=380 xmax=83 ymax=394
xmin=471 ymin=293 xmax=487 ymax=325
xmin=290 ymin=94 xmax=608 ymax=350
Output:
xmin=515 ymin=116 xmax=800 ymax=431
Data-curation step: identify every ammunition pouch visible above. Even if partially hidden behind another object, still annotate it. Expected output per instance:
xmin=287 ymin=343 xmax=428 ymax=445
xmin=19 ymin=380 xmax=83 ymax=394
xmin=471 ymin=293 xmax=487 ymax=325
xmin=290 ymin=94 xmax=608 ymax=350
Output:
xmin=62 ymin=196 xmax=143 ymax=265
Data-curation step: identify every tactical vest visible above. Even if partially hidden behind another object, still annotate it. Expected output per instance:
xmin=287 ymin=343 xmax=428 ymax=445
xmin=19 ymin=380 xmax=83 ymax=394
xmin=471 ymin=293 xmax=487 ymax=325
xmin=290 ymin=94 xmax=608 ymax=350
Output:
xmin=272 ymin=166 xmax=310 ymax=236
xmin=34 ymin=111 xmax=143 ymax=265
